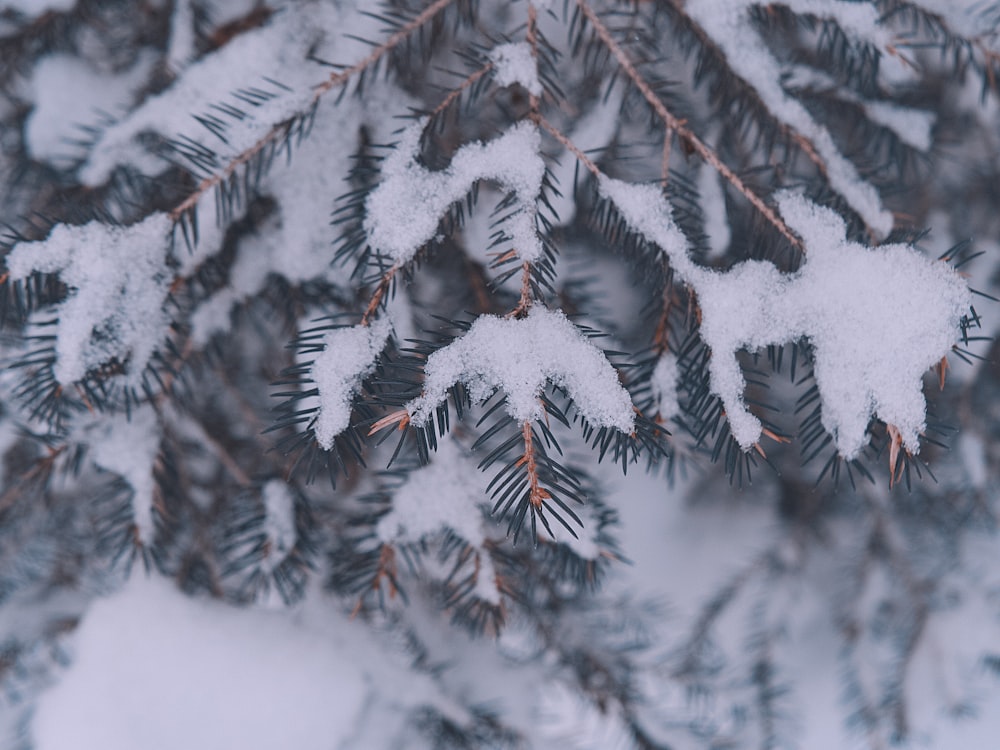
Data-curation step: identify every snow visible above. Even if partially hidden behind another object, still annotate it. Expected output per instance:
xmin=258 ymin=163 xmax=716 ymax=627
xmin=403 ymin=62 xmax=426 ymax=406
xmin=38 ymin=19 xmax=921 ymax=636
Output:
xmin=914 ymin=0 xmax=1000 ymax=40
xmin=5 ymin=213 xmax=173 ymax=385
xmin=649 ymin=352 xmax=680 ymax=423
xmin=685 ymin=0 xmax=894 ymax=237
xmin=29 ymin=575 xmax=373 ymax=750
xmin=365 ymin=120 xmax=546 ymax=264
xmin=24 ymin=51 xmax=157 ymax=169
xmin=861 ymin=101 xmax=936 ymax=152
xmin=489 ymin=42 xmax=542 ymax=97
xmin=166 ymin=0 xmax=196 ymax=74
xmin=601 ymin=176 xmax=970 ymax=456
xmin=261 ymin=480 xmax=296 ymax=572
xmin=550 ymin=83 xmax=623 ymax=227
xmin=376 ymin=438 xmax=487 ymax=548
xmin=79 ymin=1 xmax=371 ymax=186
xmin=86 ymin=407 xmax=161 ymax=546
xmin=697 ymin=159 xmax=732 ymax=259
xmin=405 ymin=306 xmax=636 ymax=433
xmin=783 ymin=65 xmax=936 ymax=152
xmin=311 ymin=318 xmax=392 ymax=450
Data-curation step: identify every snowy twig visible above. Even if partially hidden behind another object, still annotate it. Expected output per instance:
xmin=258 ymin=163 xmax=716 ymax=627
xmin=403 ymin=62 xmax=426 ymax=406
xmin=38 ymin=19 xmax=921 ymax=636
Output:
xmin=170 ymin=0 xmax=458 ymax=224
xmin=576 ymin=0 xmax=805 ymax=251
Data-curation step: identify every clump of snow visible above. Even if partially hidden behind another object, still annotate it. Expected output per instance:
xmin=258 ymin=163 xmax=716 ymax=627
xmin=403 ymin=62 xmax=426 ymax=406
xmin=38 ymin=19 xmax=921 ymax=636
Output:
xmin=25 ymin=51 xmax=156 ymax=169
xmin=261 ymin=480 xmax=297 ymax=573
xmin=406 ymin=306 xmax=636 ymax=433
xmin=650 ymin=352 xmax=680 ymax=423
xmin=773 ymin=191 xmax=969 ymax=456
xmin=598 ymin=177 xmax=695 ymax=278
xmin=489 ymin=42 xmax=542 ymax=97
xmin=600 ymin=176 xmax=970 ymax=457
xmin=685 ymin=0 xmax=894 ymax=237
xmin=373 ymin=438 xmax=503 ymax=605
xmin=5 ymin=213 xmax=173 ymax=385
xmin=376 ymin=438 xmax=487 ymax=548
xmin=311 ymin=318 xmax=392 ymax=450
xmin=365 ymin=120 xmax=546 ymax=264
xmin=86 ymin=406 xmax=161 ymax=546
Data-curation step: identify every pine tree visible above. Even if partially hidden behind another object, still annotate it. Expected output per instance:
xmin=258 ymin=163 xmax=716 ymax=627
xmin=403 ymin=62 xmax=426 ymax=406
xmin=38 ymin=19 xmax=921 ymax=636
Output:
xmin=0 ymin=0 xmax=998 ymax=747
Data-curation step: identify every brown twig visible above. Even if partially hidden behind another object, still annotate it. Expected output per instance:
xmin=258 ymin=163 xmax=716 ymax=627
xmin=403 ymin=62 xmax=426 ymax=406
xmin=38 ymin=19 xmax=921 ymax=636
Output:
xmin=534 ymin=114 xmax=602 ymax=178
xmin=430 ymin=62 xmax=494 ymax=118
xmin=516 ymin=421 xmax=550 ymax=510
xmin=361 ymin=264 xmax=401 ymax=326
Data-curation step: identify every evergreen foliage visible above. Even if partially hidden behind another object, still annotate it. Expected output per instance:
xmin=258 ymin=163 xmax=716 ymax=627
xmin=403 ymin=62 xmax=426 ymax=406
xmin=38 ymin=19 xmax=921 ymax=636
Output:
xmin=0 ymin=0 xmax=998 ymax=747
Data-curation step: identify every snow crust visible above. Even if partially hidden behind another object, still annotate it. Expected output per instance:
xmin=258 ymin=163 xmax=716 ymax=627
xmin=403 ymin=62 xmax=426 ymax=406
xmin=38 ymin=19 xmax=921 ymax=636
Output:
xmin=601 ymin=176 xmax=970 ymax=457
xmin=86 ymin=406 xmax=160 ymax=546
xmin=489 ymin=42 xmax=542 ymax=97
xmin=311 ymin=318 xmax=392 ymax=449
xmin=365 ymin=120 xmax=546 ymax=263
xmin=5 ymin=213 xmax=173 ymax=385
xmin=406 ymin=306 xmax=636 ymax=433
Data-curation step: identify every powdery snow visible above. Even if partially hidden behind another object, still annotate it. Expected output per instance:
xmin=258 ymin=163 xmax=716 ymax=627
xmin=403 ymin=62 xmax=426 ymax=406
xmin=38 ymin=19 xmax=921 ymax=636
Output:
xmin=5 ymin=213 xmax=173 ymax=385
xmin=405 ymin=306 xmax=636 ymax=433
xmin=311 ymin=318 xmax=392 ymax=450
xmin=600 ymin=176 xmax=970 ymax=457
xmin=365 ymin=120 xmax=546 ymax=264
xmin=86 ymin=406 xmax=161 ymax=546
xmin=489 ymin=42 xmax=542 ymax=97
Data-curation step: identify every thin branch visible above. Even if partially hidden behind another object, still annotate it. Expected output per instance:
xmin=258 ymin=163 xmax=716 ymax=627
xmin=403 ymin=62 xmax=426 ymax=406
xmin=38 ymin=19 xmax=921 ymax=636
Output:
xmin=534 ymin=113 xmax=601 ymax=178
xmin=361 ymin=264 xmax=401 ymax=326
xmin=430 ymin=62 xmax=494 ymax=118
xmin=517 ymin=421 xmax=549 ymax=510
